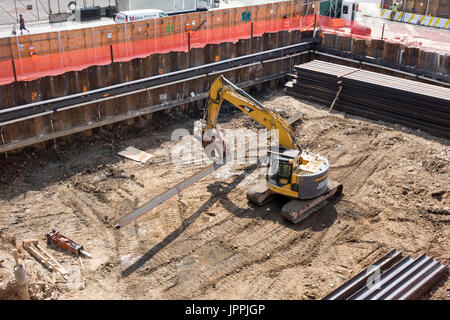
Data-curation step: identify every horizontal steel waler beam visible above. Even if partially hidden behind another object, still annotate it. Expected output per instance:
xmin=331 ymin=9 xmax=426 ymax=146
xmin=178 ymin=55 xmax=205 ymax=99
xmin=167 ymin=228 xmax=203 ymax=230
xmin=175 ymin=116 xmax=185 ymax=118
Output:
xmin=0 ymin=40 xmax=317 ymax=123
xmin=314 ymin=45 xmax=450 ymax=86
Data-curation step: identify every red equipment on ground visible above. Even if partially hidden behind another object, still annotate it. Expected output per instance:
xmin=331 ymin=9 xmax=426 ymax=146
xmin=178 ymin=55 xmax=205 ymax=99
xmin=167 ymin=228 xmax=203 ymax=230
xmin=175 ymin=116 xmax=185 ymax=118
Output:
xmin=46 ymin=229 xmax=92 ymax=258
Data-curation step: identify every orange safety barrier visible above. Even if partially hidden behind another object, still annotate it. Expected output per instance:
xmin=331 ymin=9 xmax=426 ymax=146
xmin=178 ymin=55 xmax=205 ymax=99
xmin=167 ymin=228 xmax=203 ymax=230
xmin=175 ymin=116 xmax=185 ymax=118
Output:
xmin=1 ymin=13 xmax=398 ymax=86
xmin=316 ymin=15 xmax=373 ymax=39
xmin=0 ymin=14 xmax=316 ymax=86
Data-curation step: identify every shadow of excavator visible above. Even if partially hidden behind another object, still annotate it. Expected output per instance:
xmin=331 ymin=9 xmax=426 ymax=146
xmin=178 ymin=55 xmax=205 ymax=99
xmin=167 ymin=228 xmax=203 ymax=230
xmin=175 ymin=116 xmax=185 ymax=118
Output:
xmin=121 ymin=163 xmax=342 ymax=277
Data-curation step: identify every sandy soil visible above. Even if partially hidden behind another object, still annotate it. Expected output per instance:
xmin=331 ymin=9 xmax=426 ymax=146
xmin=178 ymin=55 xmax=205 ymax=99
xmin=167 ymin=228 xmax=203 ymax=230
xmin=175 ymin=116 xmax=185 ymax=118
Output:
xmin=0 ymin=87 xmax=448 ymax=300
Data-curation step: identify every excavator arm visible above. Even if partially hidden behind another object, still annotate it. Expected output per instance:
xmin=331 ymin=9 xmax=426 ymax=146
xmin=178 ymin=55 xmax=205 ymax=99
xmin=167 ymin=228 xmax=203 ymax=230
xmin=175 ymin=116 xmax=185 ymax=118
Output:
xmin=203 ymin=76 xmax=297 ymax=150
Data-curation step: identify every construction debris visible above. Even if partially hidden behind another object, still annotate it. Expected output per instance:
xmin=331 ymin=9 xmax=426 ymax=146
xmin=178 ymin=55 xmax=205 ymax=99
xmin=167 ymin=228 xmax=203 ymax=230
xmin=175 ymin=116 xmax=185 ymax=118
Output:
xmin=322 ymin=249 xmax=448 ymax=300
xmin=11 ymin=249 xmax=30 ymax=300
xmin=118 ymin=146 xmax=154 ymax=163
xmin=20 ymin=239 xmax=69 ymax=281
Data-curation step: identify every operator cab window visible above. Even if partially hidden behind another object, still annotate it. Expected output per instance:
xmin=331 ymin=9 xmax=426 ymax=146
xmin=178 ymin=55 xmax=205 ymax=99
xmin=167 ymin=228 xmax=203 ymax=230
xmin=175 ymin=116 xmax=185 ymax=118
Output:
xmin=278 ymin=163 xmax=291 ymax=179
xmin=268 ymin=158 xmax=292 ymax=186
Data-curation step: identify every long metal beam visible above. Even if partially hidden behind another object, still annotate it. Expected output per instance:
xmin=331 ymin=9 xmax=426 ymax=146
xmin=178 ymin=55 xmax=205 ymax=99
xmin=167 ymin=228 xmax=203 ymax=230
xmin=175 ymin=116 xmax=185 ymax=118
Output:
xmin=114 ymin=111 xmax=304 ymax=228
xmin=314 ymin=45 xmax=450 ymax=85
xmin=115 ymin=162 xmax=224 ymax=228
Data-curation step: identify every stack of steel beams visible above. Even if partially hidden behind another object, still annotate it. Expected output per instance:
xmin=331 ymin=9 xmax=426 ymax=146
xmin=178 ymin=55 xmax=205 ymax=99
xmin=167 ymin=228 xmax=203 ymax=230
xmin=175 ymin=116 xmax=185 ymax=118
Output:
xmin=285 ymin=60 xmax=450 ymax=139
xmin=285 ymin=60 xmax=358 ymax=106
xmin=322 ymin=250 xmax=448 ymax=300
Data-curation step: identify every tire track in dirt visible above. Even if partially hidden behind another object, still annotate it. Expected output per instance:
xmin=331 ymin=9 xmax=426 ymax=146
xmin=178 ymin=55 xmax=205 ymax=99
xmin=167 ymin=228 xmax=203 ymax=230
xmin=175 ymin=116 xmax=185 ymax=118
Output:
xmin=116 ymin=168 xmax=344 ymax=298
xmin=129 ymin=209 xmax=264 ymax=275
xmin=194 ymin=197 xmax=385 ymax=299
xmin=330 ymin=153 xmax=387 ymax=197
xmin=58 ymin=189 xmax=118 ymax=270
xmin=115 ymin=167 xmax=264 ymax=277
xmin=160 ymin=204 xmax=334 ymax=298
xmin=206 ymin=215 xmax=337 ymax=292
xmin=119 ymin=208 xmax=277 ymax=297
xmin=111 ymin=184 xmax=153 ymax=257
xmin=266 ymin=225 xmax=348 ymax=276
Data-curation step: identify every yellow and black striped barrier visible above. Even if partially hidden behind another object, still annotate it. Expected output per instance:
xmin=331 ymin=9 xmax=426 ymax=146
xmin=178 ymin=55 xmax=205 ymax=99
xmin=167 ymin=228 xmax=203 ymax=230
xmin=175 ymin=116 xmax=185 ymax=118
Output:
xmin=379 ymin=9 xmax=450 ymax=29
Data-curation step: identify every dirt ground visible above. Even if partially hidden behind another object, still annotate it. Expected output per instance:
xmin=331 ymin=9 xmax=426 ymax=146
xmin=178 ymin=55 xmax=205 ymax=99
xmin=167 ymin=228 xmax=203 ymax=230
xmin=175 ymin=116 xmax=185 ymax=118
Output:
xmin=0 ymin=87 xmax=448 ymax=300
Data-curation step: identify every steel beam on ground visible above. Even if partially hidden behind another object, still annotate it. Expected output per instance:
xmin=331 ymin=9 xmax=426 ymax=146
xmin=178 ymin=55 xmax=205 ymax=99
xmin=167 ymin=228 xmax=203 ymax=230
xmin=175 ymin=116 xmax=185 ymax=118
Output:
xmin=322 ymin=249 xmax=404 ymax=300
xmin=114 ymin=111 xmax=303 ymax=228
xmin=322 ymin=250 xmax=448 ymax=300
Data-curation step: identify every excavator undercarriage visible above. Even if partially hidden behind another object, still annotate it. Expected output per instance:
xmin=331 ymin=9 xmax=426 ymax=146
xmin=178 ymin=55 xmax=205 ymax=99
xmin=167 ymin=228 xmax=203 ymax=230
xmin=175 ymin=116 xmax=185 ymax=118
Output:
xmin=247 ymin=180 xmax=343 ymax=224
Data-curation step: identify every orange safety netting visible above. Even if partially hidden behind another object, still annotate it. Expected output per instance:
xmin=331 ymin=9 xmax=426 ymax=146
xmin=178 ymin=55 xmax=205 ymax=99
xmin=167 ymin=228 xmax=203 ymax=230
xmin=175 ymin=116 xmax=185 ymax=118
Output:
xmin=317 ymin=15 xmax=372 ymax=38
xmin=0 ymin=15 xmax=348 ymax=86
xmin=0 ymin=14 xmax=318 ymax=86
xmin=2 ymin=12 xmax=447 ymax=88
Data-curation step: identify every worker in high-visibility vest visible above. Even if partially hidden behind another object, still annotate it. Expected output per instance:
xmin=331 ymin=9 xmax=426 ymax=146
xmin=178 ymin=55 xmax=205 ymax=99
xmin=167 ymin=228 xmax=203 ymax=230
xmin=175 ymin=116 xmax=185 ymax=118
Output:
xmin=389 ymin=3 xmax=398 ymax=20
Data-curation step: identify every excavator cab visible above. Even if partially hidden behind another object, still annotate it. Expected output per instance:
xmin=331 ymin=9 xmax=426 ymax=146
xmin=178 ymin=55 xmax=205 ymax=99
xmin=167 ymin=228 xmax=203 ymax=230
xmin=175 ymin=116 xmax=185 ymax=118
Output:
xmin=267 ymin=148 xmax=297 ymax=187
xmin=275 ymin=161 xmax=292 ymax=186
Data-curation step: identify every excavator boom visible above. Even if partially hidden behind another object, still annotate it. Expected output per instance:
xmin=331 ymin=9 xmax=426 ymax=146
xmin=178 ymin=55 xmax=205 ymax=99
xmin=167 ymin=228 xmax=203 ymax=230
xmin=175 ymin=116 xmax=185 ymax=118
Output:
xmin=203 ymin=76 xmax=297 ymax=150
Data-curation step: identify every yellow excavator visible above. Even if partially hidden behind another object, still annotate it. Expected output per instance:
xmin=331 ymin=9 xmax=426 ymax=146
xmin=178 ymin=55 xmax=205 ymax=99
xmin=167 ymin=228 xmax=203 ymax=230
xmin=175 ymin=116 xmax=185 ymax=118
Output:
xmin=202 ymin=76 xmax=343 ymax=223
